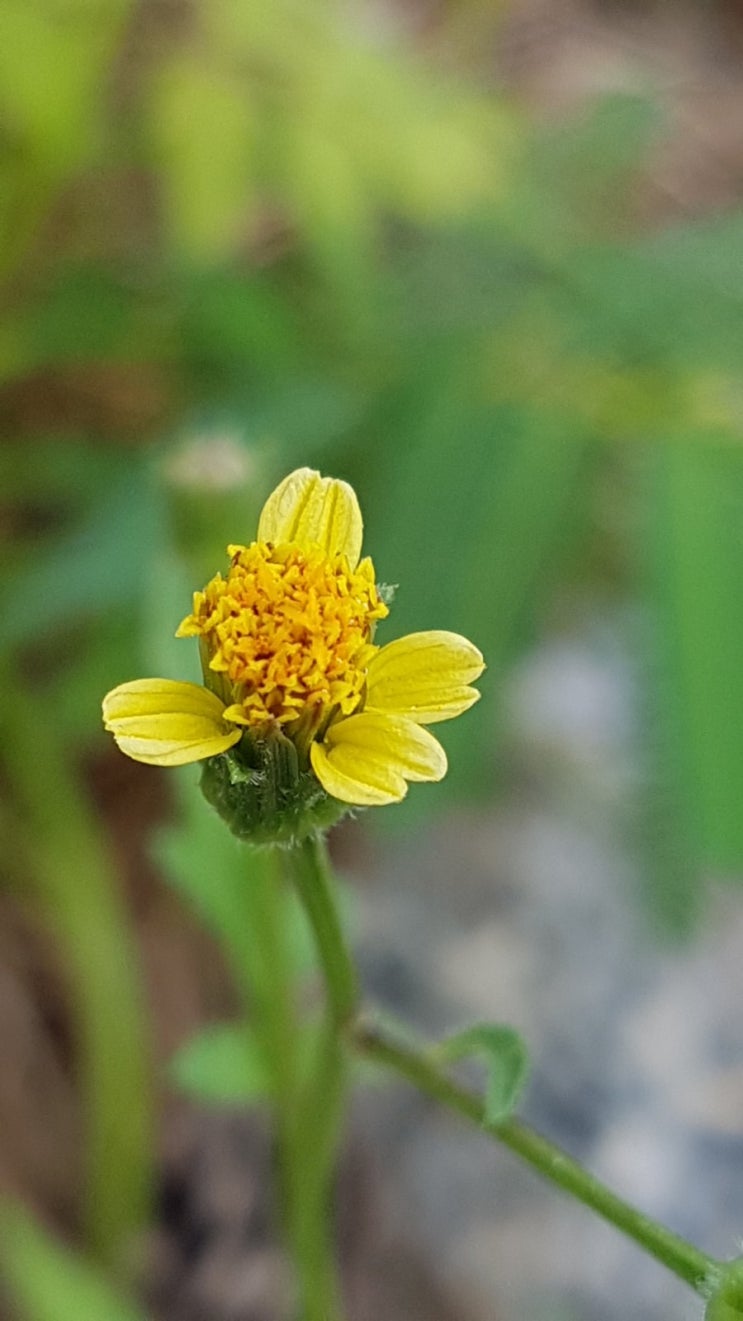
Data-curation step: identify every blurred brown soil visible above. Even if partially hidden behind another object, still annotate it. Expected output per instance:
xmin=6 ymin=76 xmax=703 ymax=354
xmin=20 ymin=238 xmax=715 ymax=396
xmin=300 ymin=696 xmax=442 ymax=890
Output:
xmin=0 ymin=364 xmax=173 ymax=443
xmin=497 ymin=0 xmax=743 ymax=220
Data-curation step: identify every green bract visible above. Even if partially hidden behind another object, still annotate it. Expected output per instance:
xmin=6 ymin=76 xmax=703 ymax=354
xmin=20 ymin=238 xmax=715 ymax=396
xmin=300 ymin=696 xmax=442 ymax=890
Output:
xmin=200 ymin=737 xmax=349 ymax=847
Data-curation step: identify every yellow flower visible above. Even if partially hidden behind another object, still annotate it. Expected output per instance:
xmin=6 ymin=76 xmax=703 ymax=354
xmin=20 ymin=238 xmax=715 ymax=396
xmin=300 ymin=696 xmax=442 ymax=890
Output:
xmin=103 ymin=467 xmax=484 ymax=824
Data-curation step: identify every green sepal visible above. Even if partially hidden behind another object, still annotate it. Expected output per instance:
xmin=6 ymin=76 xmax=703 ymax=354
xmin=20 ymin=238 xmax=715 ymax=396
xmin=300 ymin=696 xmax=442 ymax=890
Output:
xmin=200 ymin=730 xmax=349 ymax=846
xmin=432 ymin=1023 xmax=530 ymax=1124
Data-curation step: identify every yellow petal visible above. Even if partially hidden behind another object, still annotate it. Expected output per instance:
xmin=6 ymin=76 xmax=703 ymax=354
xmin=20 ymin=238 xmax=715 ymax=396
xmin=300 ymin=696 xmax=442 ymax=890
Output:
xmin=103 ymin=678 xmax=229 ymax=722
xmin=102 ymin=679 xmax=241 ymax=767
xmin=310 ymin=711 xmax=447 ymax=806
xmin=310 ymin=741 xmax=404 ymax=806
xmin=257 ymin=467 xmax=363 ymax=568
xmin=365 ymin=631 xmax=485 ymax=724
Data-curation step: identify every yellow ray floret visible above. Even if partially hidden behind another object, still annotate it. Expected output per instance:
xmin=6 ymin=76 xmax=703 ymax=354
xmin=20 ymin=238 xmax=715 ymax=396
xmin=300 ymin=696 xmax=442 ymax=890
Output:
xmin=310 ymin=712 xmax=447 ymax=806
xmin=102 ymin=679 xmax=241 ymax=766
xmin=365 ymin=630 xmax=484 ymax=724
xmin=257 ymin=466 xmax=363 ymax=568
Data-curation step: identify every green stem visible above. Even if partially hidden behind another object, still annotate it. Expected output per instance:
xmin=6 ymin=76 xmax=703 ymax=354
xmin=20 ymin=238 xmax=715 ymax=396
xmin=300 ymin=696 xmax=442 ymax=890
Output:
xmin=353 ymin=1017 xmax=718 ymax=1295
xmin=241 ymin=848 xmax=340 ymax=1321
xmin=283 ymin=833 xmax=359 ymax=1321
xmin=288 ymin=835 xmax=718 ymax=1300
xmin=291 ymin=834 xmax=359 ymax=1027
xmin=238 ymin=847 xmax=298 ymax=1238
xmin=285 ymin=1022 xmax=345 ymax=1321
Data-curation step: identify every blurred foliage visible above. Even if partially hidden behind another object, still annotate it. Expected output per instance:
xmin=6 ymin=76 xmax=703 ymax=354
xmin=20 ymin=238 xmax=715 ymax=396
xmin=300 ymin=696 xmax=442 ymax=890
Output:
xmin=2 ymin=0 xmax=743 ymax=1303
xmin=170 ymin=1021 xmax=272 ymax=1103
xmin=0 ymin=657 xmax=153 ymax=1266
xmin=0 ymin=1203 xmax=148 ymax=1321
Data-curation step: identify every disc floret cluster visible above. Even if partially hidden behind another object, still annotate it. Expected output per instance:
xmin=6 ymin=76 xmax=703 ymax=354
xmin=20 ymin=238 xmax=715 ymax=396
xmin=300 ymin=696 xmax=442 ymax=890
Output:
xmin=177 ymin=540 xmax=387 ymax=746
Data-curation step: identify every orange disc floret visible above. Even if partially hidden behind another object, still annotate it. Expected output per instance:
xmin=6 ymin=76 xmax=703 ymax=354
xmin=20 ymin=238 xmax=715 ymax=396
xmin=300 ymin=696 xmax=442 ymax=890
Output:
xmin=176 ymin=541 xmax=389 ymax=732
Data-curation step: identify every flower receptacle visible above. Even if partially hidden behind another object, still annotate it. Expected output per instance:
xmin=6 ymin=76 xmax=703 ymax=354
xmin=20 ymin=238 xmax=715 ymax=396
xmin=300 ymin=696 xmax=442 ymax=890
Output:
xmin=199 ymin=732 xmax=349 ymax=846
xmin=706 ymin=1262 xmax=743 ymax=1320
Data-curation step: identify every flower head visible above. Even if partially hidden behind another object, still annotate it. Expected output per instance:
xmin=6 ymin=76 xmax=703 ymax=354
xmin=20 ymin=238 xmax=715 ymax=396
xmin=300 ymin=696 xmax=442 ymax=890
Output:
xmin=103 ymin=467 xmax=484 ymax=841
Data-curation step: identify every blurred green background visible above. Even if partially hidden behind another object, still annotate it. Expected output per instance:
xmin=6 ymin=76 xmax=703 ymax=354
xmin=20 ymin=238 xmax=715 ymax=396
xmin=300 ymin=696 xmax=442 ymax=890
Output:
xmin=2 ymin=1 xmax=743 ymax=1318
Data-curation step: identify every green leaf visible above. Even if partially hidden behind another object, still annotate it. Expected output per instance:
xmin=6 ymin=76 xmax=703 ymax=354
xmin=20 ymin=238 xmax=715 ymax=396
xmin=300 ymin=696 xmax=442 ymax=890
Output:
xmin=0 ymin=439 xmax=126 ymax=507
xmin=2 ymin=462 xmax=158 ymax=648
xmin=641 ymin=440 xmax=743 ymax=879
xmin=533 ymin=93 xmax=660 ymax=203
xmin=27 ymin=269 xmax=136 ymax=364
xmin=571 ymin=240 xmax=743 ymax=374
xmin=171 ymin=1018 xmax=337 ymax=1105
xmin=363 ymin=391 xmax=593 ymax=816
xmin=433 ymin=1023 xmax=530 ymax=1124
xmin=0 ymin=1202 xmax=148 ymax=1321
xmin=48 ymin=614 xmax=141 ymax=742
xmin=170 ymin=1023 xmax=270 ymax=1104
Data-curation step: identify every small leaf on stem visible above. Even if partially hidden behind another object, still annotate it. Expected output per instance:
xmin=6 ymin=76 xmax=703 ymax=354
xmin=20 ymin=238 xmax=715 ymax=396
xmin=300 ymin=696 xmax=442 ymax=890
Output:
xmin=170 ymin=1023 xmax=270 ymax=1104
xmin=432 ymin=1023 xmax=530 ymax=1123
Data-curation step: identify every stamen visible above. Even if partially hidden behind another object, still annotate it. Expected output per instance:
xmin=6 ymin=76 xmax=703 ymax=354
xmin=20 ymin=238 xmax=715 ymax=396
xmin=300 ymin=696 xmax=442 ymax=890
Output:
xmin=177 ymin=541 xmax=388 ymax=731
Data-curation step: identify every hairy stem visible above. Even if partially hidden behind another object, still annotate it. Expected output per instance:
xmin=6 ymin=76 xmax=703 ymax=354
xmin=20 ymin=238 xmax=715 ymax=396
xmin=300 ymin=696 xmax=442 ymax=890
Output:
xmin=291 ymin=834 xmax=358 ymax=1026
xmin=289 ymin=831 xmax=718 ymax=1300
xmin=352 ymin=1016 xmax=718 ymax=1295
xmin=282 ymin=834 xmax=355 ymax=1321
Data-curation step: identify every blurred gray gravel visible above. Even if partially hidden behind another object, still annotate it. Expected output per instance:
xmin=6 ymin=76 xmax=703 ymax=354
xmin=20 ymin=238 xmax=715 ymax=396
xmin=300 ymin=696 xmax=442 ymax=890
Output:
xmin=353 ymin=629 xmax=743 ymax=1321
